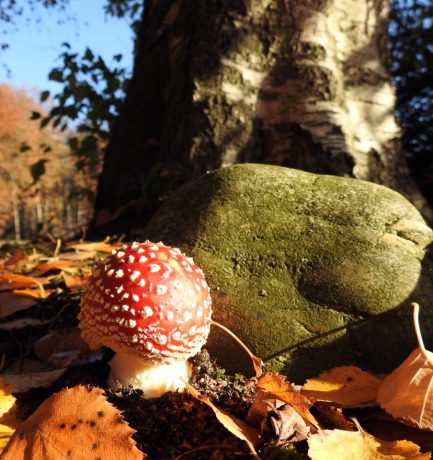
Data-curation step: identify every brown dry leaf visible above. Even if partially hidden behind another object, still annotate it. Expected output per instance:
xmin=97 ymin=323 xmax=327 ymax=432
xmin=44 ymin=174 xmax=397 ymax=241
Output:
xmin=1 ymin=369 xmax=66 ymax=393
xmin=0 ymin=292 xmax=36 ymax=318
xmin=186 ymin=383 xmax=261 ymax=459
xmin=0 ymin=273 xmax=42 ymax=291
xmin=377 ymin=303 xmax=433 ymax=431
xmin=35 ymin=327 xmax=91 ymax=368
xmin=308 ymin=424 xmax=431 ymax=460
xmin=29 ymin=259 xmax=80 ymax=276
xmin=247 ymin=390 xmax=309 ymax=446
xmin=58 ymin=251 xmax=97 ymax=261
xmin=0 ymin=385 xmax=145 ymax=459
xmin=256 ymin=373 xmax=319 ymax=429
xmin=302 ymin=366 xmax=382 ymax=408
xmin=377 ymin=348 xmax=433 ymax=430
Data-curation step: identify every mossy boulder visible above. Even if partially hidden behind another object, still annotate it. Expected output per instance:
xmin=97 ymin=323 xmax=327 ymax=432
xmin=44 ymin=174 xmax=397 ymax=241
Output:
xmin=144 ymin=164 xmax=433 ymax=381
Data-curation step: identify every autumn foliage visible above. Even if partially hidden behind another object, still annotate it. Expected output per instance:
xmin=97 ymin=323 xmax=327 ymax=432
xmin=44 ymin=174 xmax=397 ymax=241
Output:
xmin=0 ymin=85 xmax=93 ymax=239
xmin=0 ymin=242 xmax=433 ymax=459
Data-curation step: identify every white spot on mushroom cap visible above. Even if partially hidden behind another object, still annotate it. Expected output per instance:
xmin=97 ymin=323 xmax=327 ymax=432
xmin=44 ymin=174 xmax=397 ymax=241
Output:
xmin=115 ymin=269 xmax=124 ymax=278
xmin=132 ymin=294 xmax=139 ymax=302
xmin=140 ymin=306 xmax=154 ymax=318
xmin=130 ymin=270 xmax=141 ymax=281
xmin=148 ymin=264 xmax=160 ymax=273
xmin=116 ymin=251 xmax=125 ymax=258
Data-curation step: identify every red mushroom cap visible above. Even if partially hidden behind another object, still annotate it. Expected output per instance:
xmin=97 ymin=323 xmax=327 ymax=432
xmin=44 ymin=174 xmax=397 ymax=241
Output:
xmin=79 ymin=241 xmax=212 ymax=362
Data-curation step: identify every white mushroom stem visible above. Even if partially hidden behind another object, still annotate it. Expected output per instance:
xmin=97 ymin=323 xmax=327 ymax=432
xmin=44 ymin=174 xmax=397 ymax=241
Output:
xmin=107 ymin=351 xmax=191 ymax=398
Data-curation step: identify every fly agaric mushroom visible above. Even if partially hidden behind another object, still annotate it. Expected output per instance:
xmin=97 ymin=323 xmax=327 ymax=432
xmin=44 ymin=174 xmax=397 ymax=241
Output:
xmin=78 ymin=241 xmax=212 ymax=397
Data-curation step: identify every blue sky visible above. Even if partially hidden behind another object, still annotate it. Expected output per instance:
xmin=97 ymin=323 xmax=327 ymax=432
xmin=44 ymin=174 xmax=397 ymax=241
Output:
xmin=0 ymin=0 xmax=134 ymax=96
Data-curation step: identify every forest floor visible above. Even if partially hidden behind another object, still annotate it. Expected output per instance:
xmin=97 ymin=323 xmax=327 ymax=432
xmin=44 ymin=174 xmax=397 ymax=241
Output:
xmin=0 ymin=239 xmax=432 ymax=460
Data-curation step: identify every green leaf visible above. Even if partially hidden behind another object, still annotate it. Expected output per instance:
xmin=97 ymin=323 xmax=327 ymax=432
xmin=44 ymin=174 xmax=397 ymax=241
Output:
xmin=40 ymin=90 xmax=50 ymax=102
xmin=48 ymin=69 xmax=63 ymax=82
xmin=40 ymin=117 xmax=50 ymax=129
xmin=30 ymin=159 xmax=49 ymax=183
xmin=30 ymin=111 xmax=41 ymax=120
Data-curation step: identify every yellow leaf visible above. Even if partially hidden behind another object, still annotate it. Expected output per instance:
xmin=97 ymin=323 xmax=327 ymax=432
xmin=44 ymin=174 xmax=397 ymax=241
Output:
xmin=308 ymin=424 xmax=430 ymax=460
xmin=377 ymin=304 xmax=433 ymax=430
xmin=0 ymin=385 xmax=145 ymax=460
xmin=256 ymin=373 xmax=319 ymax=429
xmin=0 ymin=381 xmax=15 ymax=419
xmin=0 ymin=380 xmax=18 ymax=454
xmin=302 ymin=366 xmax=382 ymax=407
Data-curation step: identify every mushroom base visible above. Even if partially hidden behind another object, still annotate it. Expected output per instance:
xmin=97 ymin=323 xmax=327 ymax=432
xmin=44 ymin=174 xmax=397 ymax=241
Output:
xmin=107 ymin=351 xmax=191 ymax=398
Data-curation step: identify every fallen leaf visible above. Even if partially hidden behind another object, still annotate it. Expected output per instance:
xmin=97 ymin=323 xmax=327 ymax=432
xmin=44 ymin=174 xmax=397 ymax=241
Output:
xmin=0 ymin=318 xmax=51 ymax=330
xmin=0 ymin=292 xmax=36 ymax=318
xmin=13 ymin=288 xmax=56 ymax=299
xmin=0 ymin=274 xmax=42 ymax=291
xmin=313 ymin=402 xmax=355 ymax=431
xmin=35 ymin=327 xmax=91 ymax=368
xmin=29 ymin=259 xmax=80 ymax=276
xmin=0 ymin=385 xmax=145 ymax=459
xmin=186 ymin=383 xmax=261 ymax=459
xmin=62 ymin=272 xmax=89 ymax=290
xmin=302 ymin=366 xmax=382 ymax=407
xmin=0 ymin=381 xmax=16 ymax=419
xmin=0 ymin=380 xmax=18 ymax=454
xmin=377 ymin=303 xmax=433 ymax=430
xmin=1 ymin=359 xmax=66 ymax=392
xmin=58 ymin=251 xmax=97 ymax=261
xmin=4 ymin=251 xmax=28 ymax=269
xmin=68 ymin=242 xmax=121 ymax=253
xmin=308 ymin=424 xmax=430 ymax=460
xmin=256 ymin=373 xmax=319 ymax=430
xmin=269 ymin=403 xmax=310 ymax=445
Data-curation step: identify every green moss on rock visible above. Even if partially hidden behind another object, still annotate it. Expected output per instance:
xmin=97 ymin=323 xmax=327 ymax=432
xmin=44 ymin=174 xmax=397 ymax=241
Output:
xmin=144 ymin=164 xmax=433 ymax=381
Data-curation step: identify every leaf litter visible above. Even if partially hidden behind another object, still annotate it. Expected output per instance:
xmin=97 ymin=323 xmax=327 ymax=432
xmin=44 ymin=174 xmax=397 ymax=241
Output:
xmin=0 ymin=241 xmax=432 ymax=458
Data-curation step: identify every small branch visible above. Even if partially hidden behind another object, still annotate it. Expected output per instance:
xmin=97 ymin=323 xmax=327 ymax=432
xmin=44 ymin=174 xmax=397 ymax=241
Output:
xmin=211 ymin=320 xmax=263 ymax=377
xmin=411 ymin=302 xmax=433 ymax=363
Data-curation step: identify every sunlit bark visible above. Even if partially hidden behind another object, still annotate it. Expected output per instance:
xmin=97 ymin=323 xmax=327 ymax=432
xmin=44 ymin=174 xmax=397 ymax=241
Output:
xmin=93 ymin=0 xmax=430 ymax=232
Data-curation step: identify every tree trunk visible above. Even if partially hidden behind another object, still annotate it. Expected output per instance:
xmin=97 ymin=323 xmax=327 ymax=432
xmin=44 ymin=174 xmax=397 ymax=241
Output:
xmin=92 ymin=0 xmax=431 ymax=234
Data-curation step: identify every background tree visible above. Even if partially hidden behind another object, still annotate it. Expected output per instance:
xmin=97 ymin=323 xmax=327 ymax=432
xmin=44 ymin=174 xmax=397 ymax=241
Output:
xmin=90 ymin=0 xmax=431 ymax=235
xmin=390 ymin=0 xmax=433 ymax=205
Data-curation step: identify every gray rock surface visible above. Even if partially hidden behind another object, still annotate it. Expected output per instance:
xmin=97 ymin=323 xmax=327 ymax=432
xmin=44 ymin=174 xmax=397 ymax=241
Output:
xmin=144 ymin=164 xmax=433 ymax=381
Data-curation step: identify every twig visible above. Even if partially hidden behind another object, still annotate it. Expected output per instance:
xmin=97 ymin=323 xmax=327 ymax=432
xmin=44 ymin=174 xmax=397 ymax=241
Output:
xmin=411 ymin=302 xmax=432 ymax=363
xmin=211 ymin=320 xmax=263 ymax=377
xmin=53 ymin=239 xmax=62 ymax=258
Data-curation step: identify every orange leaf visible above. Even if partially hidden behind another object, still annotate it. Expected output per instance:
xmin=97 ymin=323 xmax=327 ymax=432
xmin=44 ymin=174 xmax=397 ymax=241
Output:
xmin=1 ymin=386 xmax=145 ymax=460
xmin=256 ymin=373 xmax=319 ymax=429
xmin=62 ymin=272 xmax=90 ymax=290
xmin=186 ymin=384 xmax=261 ymax=459
xmin=0 ymin=274 xmax=41 ymax=291
xmin=30 ymin=259 xmax=80 ymax=276
xmin=13 ymin=288 xmax=55 ymax=299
